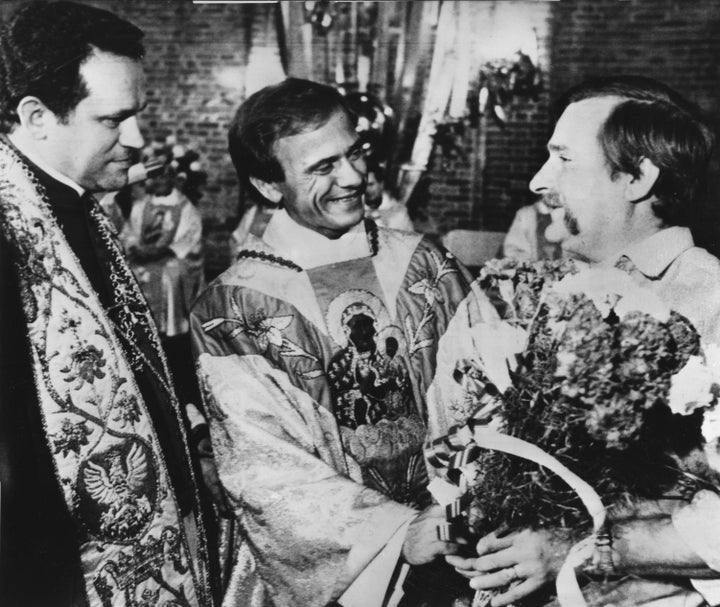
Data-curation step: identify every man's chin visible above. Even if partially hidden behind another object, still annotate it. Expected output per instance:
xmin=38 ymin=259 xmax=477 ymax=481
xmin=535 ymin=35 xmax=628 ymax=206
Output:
xmin=94 ymin=172 xmax=130 ymax=194
xmin=313 ymin=209 xmax=365 ymax=238
xmin=325 ymin=201 xmax=364 ymax=222
xmin=338 ymin=208 xmax=365 ymax=227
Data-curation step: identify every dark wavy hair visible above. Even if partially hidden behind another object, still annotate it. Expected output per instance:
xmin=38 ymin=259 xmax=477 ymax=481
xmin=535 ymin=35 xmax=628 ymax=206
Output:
xmin=0 ymin=1 xmax=144 ymax=130
xmin=228 ymin=78 xmax=353 ymax=188
xmin=560 ymin=76 xmax=715 ymax=227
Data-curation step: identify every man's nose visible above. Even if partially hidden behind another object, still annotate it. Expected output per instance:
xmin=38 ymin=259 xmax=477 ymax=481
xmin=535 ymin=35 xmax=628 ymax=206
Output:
xmin=119 ymin=116 xmax=144 ymax=149
xmin=529 ymin=160 xmax=551 ymax=194
xmin=337 ymin=156 xmax=365 ymax=188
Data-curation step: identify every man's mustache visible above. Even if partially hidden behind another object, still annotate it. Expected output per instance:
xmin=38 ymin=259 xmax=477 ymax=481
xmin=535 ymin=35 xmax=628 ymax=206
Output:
xmin=541 ymin=192 xmax=579 ymax=235
xmin=541 ymin=192 xmax=562 ymax=209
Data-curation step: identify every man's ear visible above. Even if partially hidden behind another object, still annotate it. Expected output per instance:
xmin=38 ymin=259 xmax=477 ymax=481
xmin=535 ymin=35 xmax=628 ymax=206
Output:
xmin=249 ymin=176 xmax=283 ymax=204
xmin=625 ymin=157 xmax=660 ymax=203
xmin=15 ymin=96 xmax=54 ymax=139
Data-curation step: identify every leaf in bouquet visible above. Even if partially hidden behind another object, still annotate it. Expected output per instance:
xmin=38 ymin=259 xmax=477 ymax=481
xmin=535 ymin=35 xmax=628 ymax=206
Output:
xmin=512 ymin=283 xmax=541 ymax=328
xmin=479 ymin=258 xmax=577 ymax=326
xmin=554 ymin=297 xmax=618 ymax=422
xmin=584 ymin=394 xmax=643 ymax=449
xmin=479 ymin=257 xmax=522 ymax=281
xmin=459 ymin=261 xmax=716 ymax=552
xmin=667 ymin=311 xmax=702 ymax=360
xmin=452 ymin=359 xmax=505 ymax=423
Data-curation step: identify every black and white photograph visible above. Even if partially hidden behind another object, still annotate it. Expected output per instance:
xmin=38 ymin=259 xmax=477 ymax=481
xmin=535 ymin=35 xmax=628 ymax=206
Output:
xmin=2 ymin=1 xmax=720 ymax=606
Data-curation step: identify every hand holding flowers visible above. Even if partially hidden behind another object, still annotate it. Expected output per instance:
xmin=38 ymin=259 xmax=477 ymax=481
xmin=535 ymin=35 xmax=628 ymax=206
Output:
xmin=428 ymin=259 xmax=720 ymax=606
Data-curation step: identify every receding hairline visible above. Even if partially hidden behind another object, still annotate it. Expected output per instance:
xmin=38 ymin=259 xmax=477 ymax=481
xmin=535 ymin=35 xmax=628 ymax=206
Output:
xmin=273 ymin=107 xmax=352 ymax=142
xmin=269 ymin=108 xmax=355 ymax=165
xmin=75 ymin=46 xmax=146 ymax=105
xmin=551 ymin=96 xmax=623 ymax=145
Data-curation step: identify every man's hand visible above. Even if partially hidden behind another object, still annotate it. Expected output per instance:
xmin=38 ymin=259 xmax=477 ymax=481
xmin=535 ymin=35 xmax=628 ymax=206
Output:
xmin=196 ymin=436 xmax=233 ymax=518
xmin=445 ymin=527 xmax=572 ymax=606
xmin=402 ymin=504 xmax=463 ymax=565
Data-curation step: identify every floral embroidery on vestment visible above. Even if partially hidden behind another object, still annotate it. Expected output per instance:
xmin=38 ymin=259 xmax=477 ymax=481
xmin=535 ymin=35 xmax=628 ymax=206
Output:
xmin=0 ymin=141 xmax=212 ymax=606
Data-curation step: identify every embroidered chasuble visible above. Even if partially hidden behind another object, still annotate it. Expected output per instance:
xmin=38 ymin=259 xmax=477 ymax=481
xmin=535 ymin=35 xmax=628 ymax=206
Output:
xmin=191 ymin=210 xmax=474 ymax=606
xmin=307 ymin=254 xmax=430 ymax=508
xmin=0 ymin=138 xmax=213 ymax=607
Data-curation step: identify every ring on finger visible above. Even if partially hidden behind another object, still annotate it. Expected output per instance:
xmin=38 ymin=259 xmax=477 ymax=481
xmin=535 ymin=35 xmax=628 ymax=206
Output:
xmin=502 ymin=565 xmax=521 ymax=584
xmin=501 ymin=567 xmax=513 ymax=584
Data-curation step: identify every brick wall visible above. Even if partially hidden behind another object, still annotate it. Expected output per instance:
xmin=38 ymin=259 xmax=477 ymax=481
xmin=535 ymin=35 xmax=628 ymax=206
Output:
xmin=115 ymin=0 xmax=283 ymax=275
xmin=546 ymin=0 xmax=720 ymax=256
xmin=424 ymin=0 xmax=720 ymax=240
xmin=0 ymin=0 xmax=279 ymax=277
xmin=548 ymin=0 xmax=720 ymax=113
xmin=2 ymin=1 xmax=720 ymax=268
xmin=422 ymin=1 xmax=553 ymax=235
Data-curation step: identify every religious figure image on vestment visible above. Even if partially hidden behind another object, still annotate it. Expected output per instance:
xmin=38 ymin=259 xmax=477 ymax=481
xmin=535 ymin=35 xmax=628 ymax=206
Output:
xmin=328 ymin=294 xmax=428 ymax=507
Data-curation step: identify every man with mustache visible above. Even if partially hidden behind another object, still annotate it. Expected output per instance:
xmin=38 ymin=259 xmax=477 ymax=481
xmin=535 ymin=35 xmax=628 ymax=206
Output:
xmin=191 ymin=78 xmax=480 ymax=606
xmin=0 ymin=3 xmax=215 ymax=606
xmin=448 ymin=76 xmax=720 ymax=606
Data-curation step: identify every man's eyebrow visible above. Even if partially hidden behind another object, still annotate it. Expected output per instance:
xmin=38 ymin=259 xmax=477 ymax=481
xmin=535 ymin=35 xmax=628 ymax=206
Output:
xmin=548 ymin=142 xmax=569 ymax=153
xmin=100 ymin=101 xmax=148 ymax=120
xmin=305 ymin=153 xmax=338 ymax=172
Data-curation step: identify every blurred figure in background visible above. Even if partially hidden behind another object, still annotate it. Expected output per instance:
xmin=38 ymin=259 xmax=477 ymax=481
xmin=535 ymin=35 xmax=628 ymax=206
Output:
xmin=364 ymin=156 xmax=415 ymax=232
xmin=98 ymin=152 xmax=165 ymax=234
xmin=122 ymin=139 xmax=206 ymax=407
xmin=344 ymin=90 xmax=416 ymax=232
xmin=124 ymin=139 xmax=206 ymax=337
xmin=229 ymin=193 xmax=277 ymax=257
xmin=502 ymin=199 xmax=569 ymax=261
xmin=122 ymin=141 xmax=230 ymax=576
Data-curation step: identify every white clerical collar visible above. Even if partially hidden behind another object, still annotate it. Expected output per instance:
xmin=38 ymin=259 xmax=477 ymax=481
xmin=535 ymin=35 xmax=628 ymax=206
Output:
xmin=262 ymin=208 xmax=370 ymax=269
xmin=8 ymin=131 xmax=85 ymax=197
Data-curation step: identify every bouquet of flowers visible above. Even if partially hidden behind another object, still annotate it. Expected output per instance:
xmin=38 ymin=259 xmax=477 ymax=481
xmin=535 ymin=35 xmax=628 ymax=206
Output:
xmin=428 ymin=258 xmax=720 ymax=602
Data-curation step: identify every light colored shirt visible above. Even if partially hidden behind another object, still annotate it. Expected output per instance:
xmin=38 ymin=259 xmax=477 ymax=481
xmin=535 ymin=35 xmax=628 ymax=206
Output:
xmin=604 ymin=226 xmax=720 ymax=346
xmin=603 ymin=226 xmax=720 ymax=604
xmin=122 ymin=189 xmax=204 ymax=336
xmin=123 ymin=189 xmax=202 ymax=260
